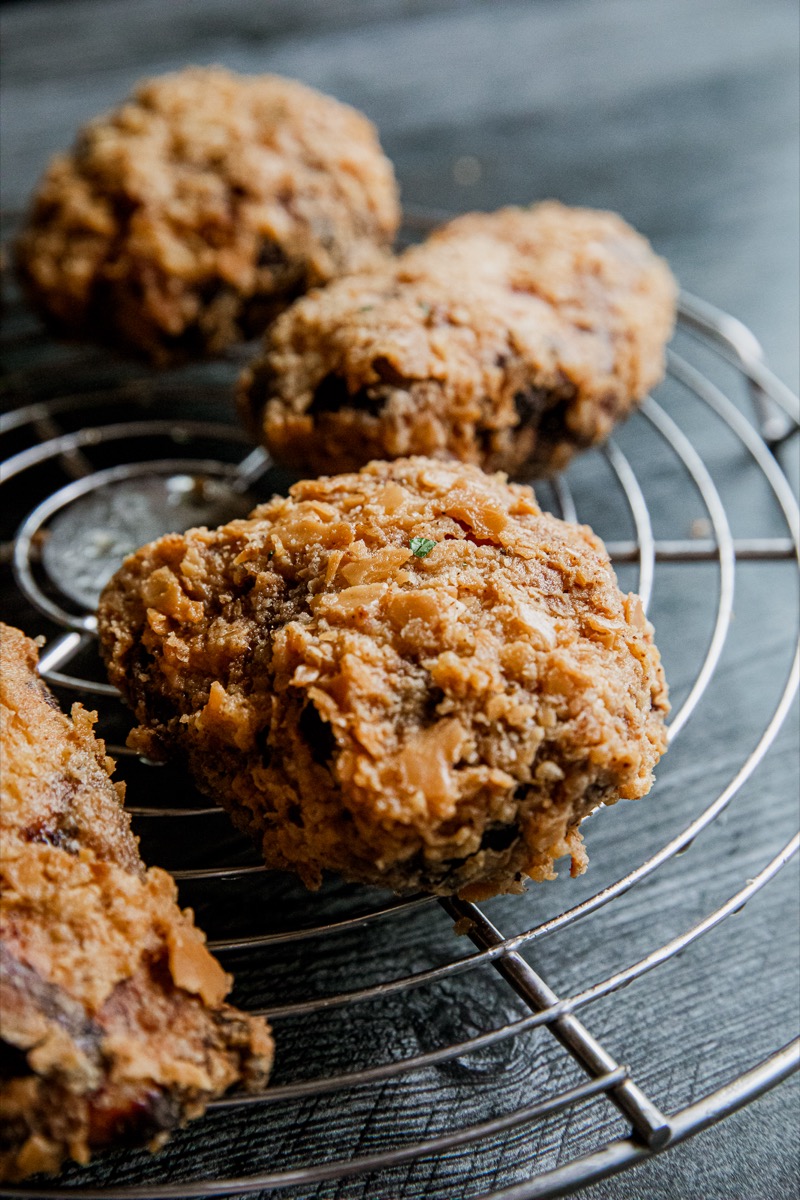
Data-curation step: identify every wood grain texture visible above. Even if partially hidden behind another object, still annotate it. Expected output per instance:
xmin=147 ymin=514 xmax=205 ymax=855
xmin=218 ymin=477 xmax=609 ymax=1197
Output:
xmin=1 ymin=2 xmax=798 ymax=1198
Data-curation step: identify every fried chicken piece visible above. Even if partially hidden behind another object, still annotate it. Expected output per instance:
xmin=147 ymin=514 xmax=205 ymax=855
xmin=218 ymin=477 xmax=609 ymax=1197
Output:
xmin=238 ymin=203 xmax=677 ymax=478
xmin=15 ymin=67 xmax=399 ymax=365
xmin=0 ymin=624 xmax=273 ymax=1182
xmin=98 ymin=458 xmax=668 ymax=900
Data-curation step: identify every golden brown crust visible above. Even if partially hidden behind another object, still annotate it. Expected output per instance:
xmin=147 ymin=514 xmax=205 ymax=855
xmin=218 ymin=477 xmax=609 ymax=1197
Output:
xmin=239 ymin=202 xmax=676 ymax=477
xmin=0 ymin=624 xmax=273 ymax=1181
xmin=0 ymin=631 xmax=138 ymax=873
xmin=97 ymin=458 xmax=668 ymax=900
xmin=15 ymin=67 xmax=400 ymax=365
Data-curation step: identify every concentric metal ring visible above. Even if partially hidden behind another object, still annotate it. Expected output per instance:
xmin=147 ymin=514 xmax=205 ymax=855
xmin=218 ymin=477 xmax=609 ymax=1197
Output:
xmin=0 ymin=284 xmax=797 ymax=1199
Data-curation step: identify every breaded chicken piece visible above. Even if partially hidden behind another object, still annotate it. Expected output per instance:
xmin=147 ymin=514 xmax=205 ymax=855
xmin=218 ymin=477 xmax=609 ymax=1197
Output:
xmin=98 ymin=458 xmax=668 ymax=900
xmin=15 ymin=67 xmax=399 ymax=365
xmin=0 ymin=624 xmax=273 ymax=1182
xmin=239 ymin=203 xmax=676 ymax=477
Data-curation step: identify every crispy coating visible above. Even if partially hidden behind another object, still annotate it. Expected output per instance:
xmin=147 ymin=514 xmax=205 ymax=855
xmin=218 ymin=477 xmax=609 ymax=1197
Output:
xmin=239 ymin=203 xmax=677 ymax=477
xmin=0 ymin=624 xmax=273 ymax=1181
xmin=98 ymin=458 xmax=668 ymax=900
xmin=15 ymin=67 xmax=400 ymax=365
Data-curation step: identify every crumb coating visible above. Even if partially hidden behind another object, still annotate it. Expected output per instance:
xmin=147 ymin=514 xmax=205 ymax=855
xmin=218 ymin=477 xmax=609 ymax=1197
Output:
xmin=15 ymin=67 xmax=400 ymax=364
xmin=239 ymin=202 xmax=676 ymax=476
xmin=0 ymin=624 xmax=273 ymax=1181
xmin=98 ymin=458 xmax=669 ymax=900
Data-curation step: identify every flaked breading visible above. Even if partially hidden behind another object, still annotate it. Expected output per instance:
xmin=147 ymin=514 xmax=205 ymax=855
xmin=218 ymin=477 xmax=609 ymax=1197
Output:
xmin=98 ymin=458 xmax=668 ymax=900
xmin=15 ymin=67 xmax=400 ymax=365
xmin=0 ymin=624 xmax=273 ymax=1181
xmin=239 ymin=202 xmax=676 ymax=477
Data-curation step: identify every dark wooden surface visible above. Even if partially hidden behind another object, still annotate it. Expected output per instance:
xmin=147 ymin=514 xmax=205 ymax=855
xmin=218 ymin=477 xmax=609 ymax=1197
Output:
xmin=1 ymin=3 xmax=799 ymax=1199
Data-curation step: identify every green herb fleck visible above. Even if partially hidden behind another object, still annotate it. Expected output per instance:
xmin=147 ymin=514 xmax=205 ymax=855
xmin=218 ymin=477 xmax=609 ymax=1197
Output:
xmin=357 ymin=304 xmax=375 ymax=313
xmin=410 ymin=536 xmax=437 ymax=559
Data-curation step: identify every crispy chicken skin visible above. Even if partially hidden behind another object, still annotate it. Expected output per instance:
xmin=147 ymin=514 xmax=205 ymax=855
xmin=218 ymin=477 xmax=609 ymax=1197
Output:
xmin=15 ymin=67 xmax=400 ymax=365
xmin=0 ymin=624 xmax=273 ymax=1182
xmin=98 ymin=458 xmax=668 ymax=900
xmin=239 ymin=202 xmax=676 ymax=478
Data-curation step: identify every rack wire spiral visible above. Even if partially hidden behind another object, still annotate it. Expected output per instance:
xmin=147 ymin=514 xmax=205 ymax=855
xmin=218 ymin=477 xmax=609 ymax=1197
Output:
xmin=1 ymin=208 xmax=799 ymax=1198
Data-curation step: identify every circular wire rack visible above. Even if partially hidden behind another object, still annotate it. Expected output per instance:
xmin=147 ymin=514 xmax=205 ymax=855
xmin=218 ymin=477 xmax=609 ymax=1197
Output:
xmin=0 ymin=211 xmax=799 ymax=1199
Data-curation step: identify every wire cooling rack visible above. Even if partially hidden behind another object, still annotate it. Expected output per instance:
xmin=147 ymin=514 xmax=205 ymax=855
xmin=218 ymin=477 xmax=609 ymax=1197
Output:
xmin=1 ymin=212 xmax=799 ymax=1198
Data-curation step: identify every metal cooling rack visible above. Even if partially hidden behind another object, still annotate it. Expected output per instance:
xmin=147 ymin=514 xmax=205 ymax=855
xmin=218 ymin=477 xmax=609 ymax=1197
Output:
xmin=1 ymin=221 xmax=799 ymax=1197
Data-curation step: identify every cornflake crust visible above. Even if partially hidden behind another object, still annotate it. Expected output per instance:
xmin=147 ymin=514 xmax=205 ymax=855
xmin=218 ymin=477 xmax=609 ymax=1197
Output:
xmin=15 ymin=66 xmax=400 ymax=365
xmin=0 ymin=624 xmax=273 ymax=1182
xmin=98 ymin=457 xmax=669 ymax=900
xmin=239 ymin=202 xmax=677 ymax=477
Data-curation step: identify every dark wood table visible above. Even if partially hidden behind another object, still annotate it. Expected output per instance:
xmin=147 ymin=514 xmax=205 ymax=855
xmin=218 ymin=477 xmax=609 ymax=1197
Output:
xmin=1 ymin=3 xmax=798 ymax=1199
